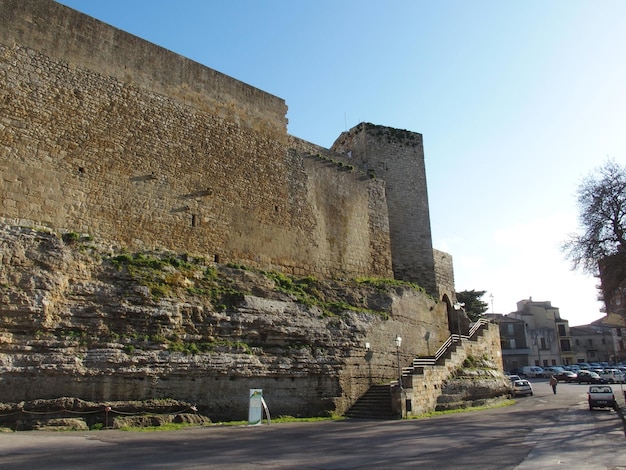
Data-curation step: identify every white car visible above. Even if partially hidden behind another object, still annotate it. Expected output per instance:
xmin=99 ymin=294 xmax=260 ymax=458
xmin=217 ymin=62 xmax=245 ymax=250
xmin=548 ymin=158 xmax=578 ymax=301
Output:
xmin=521 ymin=366 xmax=545 ymax=378
xmin=599 ymin=369 xmax=626 ymax=384
xmin=588 ymin=385 xmax=617 ymax=410
xmin=512 ymin=379 xmax=533 ymax=397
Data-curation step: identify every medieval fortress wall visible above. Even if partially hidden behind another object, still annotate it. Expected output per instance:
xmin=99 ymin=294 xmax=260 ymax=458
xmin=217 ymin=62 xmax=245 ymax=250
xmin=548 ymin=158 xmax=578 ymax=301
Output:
xmin=331 ymin=124 xmax=437 ymax=295
xmin=0 ymin=0 xmax=451 ymax=297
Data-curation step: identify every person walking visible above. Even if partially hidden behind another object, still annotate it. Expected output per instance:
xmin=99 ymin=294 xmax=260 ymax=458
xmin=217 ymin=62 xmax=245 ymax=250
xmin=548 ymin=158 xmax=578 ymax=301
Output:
xmin=549 ymin=375 xmax=558 ymax=394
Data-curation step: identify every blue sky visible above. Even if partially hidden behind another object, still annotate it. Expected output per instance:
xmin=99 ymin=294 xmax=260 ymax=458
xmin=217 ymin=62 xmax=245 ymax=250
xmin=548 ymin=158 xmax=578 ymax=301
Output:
xmin=56 ymin=0 xmax=626 ymax=326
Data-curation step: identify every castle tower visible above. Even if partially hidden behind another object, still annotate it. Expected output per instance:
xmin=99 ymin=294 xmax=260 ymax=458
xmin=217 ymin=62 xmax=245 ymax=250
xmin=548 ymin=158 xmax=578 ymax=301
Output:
xmin=331 ymin=123 xmax=437 ymax=296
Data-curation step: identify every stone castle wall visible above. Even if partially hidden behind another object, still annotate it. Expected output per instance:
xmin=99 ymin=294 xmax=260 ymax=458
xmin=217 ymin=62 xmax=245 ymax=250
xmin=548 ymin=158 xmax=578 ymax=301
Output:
xmin=331 ymin=123 xmax=437 ymax=295
xmin=0 ymin=0 xmax=286 ymax=135
xmin=0 ymin=1 xmax=494 ymax=419
xmin=433 ymin=249 xmax=455 ymax=301
xmin=0 ymin=0 xmax=394 ymax=281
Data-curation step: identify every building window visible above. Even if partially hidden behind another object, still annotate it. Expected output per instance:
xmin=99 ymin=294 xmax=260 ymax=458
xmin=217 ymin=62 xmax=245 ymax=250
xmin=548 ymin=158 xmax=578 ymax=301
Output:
xmin=510 ymin=339 xmax=516 ymax=349
xmin=558 ymin=324 xmax=566 ymax=336
xmin=507 ymin=324 xmax=514 ymax=335
xmin=588 ymin=339 xmax=593 ymax=346
xmin=560 ymin=340 xmax=571 ymax=352
xmin=540 ymin=338 xmax=548 ymax=350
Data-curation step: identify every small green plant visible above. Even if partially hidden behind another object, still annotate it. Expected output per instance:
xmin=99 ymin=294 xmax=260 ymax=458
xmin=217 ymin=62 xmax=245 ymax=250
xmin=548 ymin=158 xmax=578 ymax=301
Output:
xmin=356 ymin=276 xmax=424 ymax=292
xmin=204 ymin=266 xmax=219 ymax=280
xmin=111 ymin=253 xmax=133 ymax=267
xmin=409 ymin=400 xmax=514 ymax=419
xmin=168 ymin=342 xmax=186 ymax=352
xmin=118 ymin=422 xmax=199 ymax=432
xmin=150 ymin=334 xmax=167 ymax=344
xmin=150 ymin=284 xmax=170 ymax=298
xmin=62 ymin=231 xmax=81 ymax=243
xmin=462 ymin=355 xmax=477 ymax=368
xmin=226 ymin=262 xmax=248 ymax=270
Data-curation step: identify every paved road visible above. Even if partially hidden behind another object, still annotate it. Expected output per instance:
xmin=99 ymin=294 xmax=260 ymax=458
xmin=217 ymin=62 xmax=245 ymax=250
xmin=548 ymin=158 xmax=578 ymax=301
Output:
xmin=0 ymin=380 xmax=625 ymax=469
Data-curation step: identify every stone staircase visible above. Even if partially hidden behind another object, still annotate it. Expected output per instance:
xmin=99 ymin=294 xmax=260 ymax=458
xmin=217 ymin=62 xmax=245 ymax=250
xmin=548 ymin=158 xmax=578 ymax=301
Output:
xmin=346 ymin=320 xmax=499 ymax=419
xmin=344 ymin=384 xmax=396 ymax=419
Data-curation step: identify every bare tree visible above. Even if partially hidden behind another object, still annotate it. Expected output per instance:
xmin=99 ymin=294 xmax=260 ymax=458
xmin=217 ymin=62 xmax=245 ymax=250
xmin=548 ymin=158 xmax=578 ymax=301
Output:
xmin=563 ymin=160 xmax=626 ymax=301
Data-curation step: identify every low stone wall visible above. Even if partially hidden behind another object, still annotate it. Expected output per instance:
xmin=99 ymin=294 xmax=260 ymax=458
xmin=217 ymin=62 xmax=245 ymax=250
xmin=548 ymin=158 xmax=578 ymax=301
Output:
xmin=0 ymin=397 xmax=206 ymax=431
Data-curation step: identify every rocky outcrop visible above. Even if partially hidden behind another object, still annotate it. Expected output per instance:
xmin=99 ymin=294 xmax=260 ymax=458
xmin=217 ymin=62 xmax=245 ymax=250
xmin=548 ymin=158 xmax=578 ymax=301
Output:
xmin=0 ymin=223 xmax=453 ymax=422
xmin=436 ymin=358 xmax=512 ymax=411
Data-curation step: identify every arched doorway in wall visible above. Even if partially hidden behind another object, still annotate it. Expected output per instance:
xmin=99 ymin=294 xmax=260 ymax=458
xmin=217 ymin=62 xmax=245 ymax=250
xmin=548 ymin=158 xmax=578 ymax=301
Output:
xmin=442 ymin=294 xmax=458 ymax=336
xmin=443 ymin=293 xmax=472 ymax=337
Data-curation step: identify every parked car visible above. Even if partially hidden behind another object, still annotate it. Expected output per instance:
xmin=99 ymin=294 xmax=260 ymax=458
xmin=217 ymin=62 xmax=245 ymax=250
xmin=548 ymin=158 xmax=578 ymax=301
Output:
xmin=521 ymin=366 xmax=545 ymax=378
xmin=576 ymin=370 xmax=606 ymax=384
xmin=554 ymin=370 xmax=577 ymax=382
xmin=588 ymin=385 xmax=617 ymax=410
xmin=577 ymin=362 xmax=591 ymax=370
xmin=512 ymin=379 xmax=533 ymax=397
xmin=599 ymin=369 xmax=626 ymax=384
xmin=509 ymin=368 xmax=524 ymax=376
xmin=508 ymin=375 xmax=521 ymax=382
xmin=544 ymin=366 xmax=565 ymax=375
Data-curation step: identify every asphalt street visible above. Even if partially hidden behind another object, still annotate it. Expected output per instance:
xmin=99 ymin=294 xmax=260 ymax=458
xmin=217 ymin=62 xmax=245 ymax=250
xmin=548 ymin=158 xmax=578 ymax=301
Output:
xmin=0 ymin=379 xmax=625 ymax=469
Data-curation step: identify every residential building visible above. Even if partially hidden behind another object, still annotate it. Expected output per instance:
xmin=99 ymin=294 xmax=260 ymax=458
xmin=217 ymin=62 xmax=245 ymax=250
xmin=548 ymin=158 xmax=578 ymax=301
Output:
xmin=484 ymin=313 xmax=531 ymax=372
xmin=508 ymin=299 xmax=574 ymax=366
xmin=571 ymin=314 xmax=626 ymax=364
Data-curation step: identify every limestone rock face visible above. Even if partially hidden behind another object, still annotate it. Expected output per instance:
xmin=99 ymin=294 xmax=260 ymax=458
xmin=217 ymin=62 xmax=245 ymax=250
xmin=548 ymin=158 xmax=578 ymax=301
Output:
xmin=0 ymin=224 xmax=447 ymax=420
xmin=436 ymin=358 xmax=512 ymax=411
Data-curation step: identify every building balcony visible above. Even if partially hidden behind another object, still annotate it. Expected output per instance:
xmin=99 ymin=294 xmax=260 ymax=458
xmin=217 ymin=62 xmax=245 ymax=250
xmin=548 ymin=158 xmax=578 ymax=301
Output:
xmin=502 ymin=348 xmax=531 ymax=355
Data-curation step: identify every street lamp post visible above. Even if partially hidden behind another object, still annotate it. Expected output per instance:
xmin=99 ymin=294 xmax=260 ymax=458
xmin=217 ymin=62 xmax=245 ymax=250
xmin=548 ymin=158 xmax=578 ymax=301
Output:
xmin=395 ymin=334 xmax=404 ymax=419
xmin=395 ymin=334 xmax=402 ymax=389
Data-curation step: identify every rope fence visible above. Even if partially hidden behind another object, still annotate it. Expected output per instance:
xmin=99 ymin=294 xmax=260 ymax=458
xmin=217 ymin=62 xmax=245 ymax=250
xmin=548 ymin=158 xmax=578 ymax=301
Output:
xmin=0 ymin=405 xmax=198 ymax=419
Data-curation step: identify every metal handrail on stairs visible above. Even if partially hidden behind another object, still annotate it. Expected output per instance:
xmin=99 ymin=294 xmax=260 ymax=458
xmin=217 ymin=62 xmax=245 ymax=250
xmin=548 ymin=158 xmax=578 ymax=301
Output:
xmin=408 ymin=318 xmax=490 ymax=369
